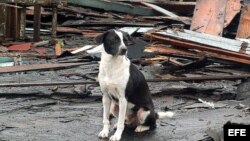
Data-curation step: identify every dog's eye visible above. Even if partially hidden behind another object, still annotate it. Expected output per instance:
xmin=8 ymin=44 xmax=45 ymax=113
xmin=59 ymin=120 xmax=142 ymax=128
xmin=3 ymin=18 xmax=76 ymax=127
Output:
xmin=114 ymin=36 xmax=119 ymax=40
xmin=123 ymin=38 xmax=127 ymax=43
xmin=123 ymin=38 xmax=130 ymax=46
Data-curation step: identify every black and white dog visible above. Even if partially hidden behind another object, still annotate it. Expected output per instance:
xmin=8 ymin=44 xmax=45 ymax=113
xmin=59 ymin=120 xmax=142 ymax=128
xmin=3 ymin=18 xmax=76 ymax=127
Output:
xmin=97 ymin=29 xmax=174 ymax=141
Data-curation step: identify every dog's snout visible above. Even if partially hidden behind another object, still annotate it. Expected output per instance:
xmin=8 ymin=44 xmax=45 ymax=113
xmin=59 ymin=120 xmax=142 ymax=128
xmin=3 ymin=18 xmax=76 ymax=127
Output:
xmin=120 ymin=48 xmax=127 ymax=55
xmin=121 ymin=48 xmax=127 ymax=52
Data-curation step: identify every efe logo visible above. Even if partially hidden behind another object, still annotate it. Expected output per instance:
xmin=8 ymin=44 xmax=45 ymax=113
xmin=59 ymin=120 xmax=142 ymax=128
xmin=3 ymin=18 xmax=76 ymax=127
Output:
xmin=224 ymin=122 xmax=249 ymax=141
xmin=228 ymin=129 xmax=246 ymax=136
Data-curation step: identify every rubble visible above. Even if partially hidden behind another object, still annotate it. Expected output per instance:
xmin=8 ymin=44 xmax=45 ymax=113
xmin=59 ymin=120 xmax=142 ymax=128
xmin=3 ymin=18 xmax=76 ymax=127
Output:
xmin=145 ymin=29 xmax=250 ymax=65
xmin=0 ymin=0 xmax=250 ymax=141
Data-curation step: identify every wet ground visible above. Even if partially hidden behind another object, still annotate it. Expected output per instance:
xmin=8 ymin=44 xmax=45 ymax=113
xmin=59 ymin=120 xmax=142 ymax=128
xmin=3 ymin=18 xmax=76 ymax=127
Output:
xmin=0 ymin=94 xmax=249 ymax=141
xmin=0 ymin=59 xmax=250 ymax=141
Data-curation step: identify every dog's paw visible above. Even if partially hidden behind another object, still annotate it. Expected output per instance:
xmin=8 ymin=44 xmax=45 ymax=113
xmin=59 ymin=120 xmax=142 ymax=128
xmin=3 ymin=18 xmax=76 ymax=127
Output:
xmin=98 ymin=129 xmax=109 ymax=138
xmin=134 ymin=125 xmax=150 ymax=133
xmin=109 ymin=133 xmax=121 ymax=141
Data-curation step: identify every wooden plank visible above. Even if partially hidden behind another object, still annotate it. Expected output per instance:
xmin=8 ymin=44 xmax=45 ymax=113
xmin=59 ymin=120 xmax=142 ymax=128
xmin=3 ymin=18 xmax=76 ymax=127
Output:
xmin=59 ymin=6 xmax=113 ymax=18
xmin=62 ymin=21 xmax=154 ymax=27
xmin=190 ymin=0 xmax=227 ymax=36
xmin=1 ymin=75 xmax=250 ymax=87
xmin=145 ymin=44 xmax=201 ymax=57
xmin=6 ymin=0 xmax=67 ymax=6
xmin=71 ymin=45 xmax=95 ymax=54
xmin=68 ymin=0 xmax=159 ymax=16
xmin=237 ymin=4 xmax=250 ymax=38
xmin=0 ymin=63 xmax=90 ymax=74
xmin=140 ymin=2 xmax=190 ymax=24
xmin=145 ymin=32 xmax=250 ymax=64
xmin=140 ymin=2 xmax=178 ymax=17
xmin=145 ymin=44 xmax=250 ymax=65
xmin=141 ymin=16 xmax=192 ymax=24
xmin=224 ymin=0 xmax=241 ymax=28
xmin=55 ymin=42 xmax=62 ymax=56
xmin=157 ymin=29 xmax=250 ymax=54
xmin=56 ymin=27 xmax=83 ymax=34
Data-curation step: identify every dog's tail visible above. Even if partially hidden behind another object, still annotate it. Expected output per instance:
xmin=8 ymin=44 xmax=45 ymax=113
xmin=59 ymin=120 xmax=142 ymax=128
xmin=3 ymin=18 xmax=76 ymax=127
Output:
xmin=156 ymin=111 xmax=174 ymax=119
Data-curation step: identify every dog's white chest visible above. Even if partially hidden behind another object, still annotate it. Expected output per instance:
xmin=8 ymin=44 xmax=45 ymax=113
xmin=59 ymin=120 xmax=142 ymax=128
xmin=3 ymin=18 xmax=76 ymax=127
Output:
xmin=98 ymin=51 xmax=130 ymax=97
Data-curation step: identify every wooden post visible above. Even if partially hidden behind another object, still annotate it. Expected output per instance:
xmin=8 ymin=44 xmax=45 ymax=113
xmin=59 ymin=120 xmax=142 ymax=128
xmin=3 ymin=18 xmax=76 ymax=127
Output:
xmin=20 ymin=6 xmax=26 ymax=39
xmin=33 ymin=2 xmax=41 ymax=42
xmin=51 ymin=6 xmax=57 ymax=39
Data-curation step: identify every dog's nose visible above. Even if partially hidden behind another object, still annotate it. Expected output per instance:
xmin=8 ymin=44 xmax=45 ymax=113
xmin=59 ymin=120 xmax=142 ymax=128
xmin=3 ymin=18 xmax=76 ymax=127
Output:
xmin=120 ymin=48 xmax=127 ymax=54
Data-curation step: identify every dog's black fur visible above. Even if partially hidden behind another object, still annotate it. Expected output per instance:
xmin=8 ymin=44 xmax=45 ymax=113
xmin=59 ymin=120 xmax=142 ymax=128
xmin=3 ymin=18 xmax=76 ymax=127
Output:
xmin=96 ymin=29 xmax=132 ymax=56
xmin=97 ymin=29 xmax=158 ymax=129
xmin=127 ymin=64 xmax=157 ymax=129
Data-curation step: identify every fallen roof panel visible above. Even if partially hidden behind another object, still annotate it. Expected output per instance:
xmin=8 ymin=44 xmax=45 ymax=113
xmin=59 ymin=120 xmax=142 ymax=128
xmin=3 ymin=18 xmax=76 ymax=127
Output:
xmin=145 ymin=31 xmax=250 ymax=65
xmin=156 ymin=29 xmax=250 ymax=55
xmin=68 ymin=0 xmax=159 ymax=16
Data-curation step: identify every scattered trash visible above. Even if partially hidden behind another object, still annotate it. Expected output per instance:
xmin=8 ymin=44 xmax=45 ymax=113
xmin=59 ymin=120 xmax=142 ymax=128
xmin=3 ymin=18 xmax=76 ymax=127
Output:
xmin=0 ymin=0 xmax=250 ymax=140
xmin=7 ymin=43 xmax=32 ymax=52
xmin=198 ymin=98 xmax=215 ymax=109
xmin=0 ymin=57 xmax=14 ymax=67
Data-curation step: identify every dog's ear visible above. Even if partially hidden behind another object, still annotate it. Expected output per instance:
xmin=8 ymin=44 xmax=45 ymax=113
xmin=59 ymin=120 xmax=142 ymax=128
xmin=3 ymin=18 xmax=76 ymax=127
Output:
xmin=95 ymin=32 xmax=106 ymax=44
xmin=121 ymin=31 xmax=134 ymax=46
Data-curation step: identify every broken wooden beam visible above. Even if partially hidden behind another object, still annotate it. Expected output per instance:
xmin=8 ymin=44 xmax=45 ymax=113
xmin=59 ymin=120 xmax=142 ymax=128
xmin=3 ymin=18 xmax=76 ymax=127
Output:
xmin=190 ymin=0 xmax=227 ymax=36
xmin=119 ymin=0 xmax=196 ymax=16
xmin=156 ymin=29 xmax=250 ymax=54
xmin=59 ymin=6 xmax=113 ymax=18
xmin=145 ymin=29 xmax=250 ymax=64
xmin=141 ymin=2 xmax=178 ymax=17
xmin=1 ymin=75 xmax=250 ymax=87
xmin=237 ymin=3 xmax=250 ymax=38
xmin=146 ymin=33 xmax=250 ymax=65
xmin=68 ymin=0 xmax=159 ymax=16
xmin=145 ymin=44 xmax=202 ymax=58
xmin=141 ymin=16 xmax=192 ymax=24
xmin=148 ymin=75 xmax=250 ymax=82
xmin=62 ymin=22 xmax=155 ymax=27
xmin=140 ymin=2 xmax=190 ymax=24
xmin=0 ymin=62 xmax=94 ymax=74
xmin=168 ymin=57 xmax=209 ymax=72
xmin=56 ymin=27 xmax=104 ymax=37
xmin=224 ymin=0 xmax=241 ymax=28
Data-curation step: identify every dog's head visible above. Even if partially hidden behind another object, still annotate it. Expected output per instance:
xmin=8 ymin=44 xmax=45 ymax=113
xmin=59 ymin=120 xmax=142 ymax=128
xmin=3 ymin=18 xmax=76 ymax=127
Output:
xmin=95 ymin=29 xmax=133 ymax=56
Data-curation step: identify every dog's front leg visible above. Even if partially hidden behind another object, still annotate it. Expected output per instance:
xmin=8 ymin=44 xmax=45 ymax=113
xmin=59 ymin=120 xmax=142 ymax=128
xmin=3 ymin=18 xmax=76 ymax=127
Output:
xmin=110 ymin=96 xmax=127 ymax=141
xmin=98 ymin=94 xmax=111 ymax=138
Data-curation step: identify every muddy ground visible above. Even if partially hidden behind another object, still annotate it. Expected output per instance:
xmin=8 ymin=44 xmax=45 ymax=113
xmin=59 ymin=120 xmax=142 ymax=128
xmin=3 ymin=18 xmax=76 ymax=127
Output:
xmin=0 ymin=62 xmax=250 ymax=141
xmin=1 ymin=2 xmax=250 ymax=140
xmin=0 ymin=95 xmax=249 ymax=141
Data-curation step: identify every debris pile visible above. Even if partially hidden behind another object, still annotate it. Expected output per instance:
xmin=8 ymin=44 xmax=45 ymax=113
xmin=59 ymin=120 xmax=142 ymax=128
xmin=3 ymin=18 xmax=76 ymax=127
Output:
xmin=0 ymin=0 xmax=250 ymax=141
